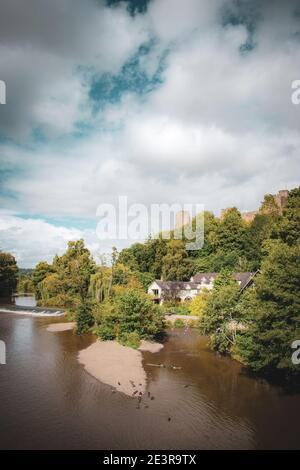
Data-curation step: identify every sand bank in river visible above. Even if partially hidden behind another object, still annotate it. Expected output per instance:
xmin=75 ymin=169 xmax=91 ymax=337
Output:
xmin=78 ymin=339 xmax=164 ymax=396
xmin=138 ymin=340 xmax=164 ymax=353
xmin=46 ymin=322 xmax=75 ymax=332
xmin=78 ymin=341 xmax=146 ymax=396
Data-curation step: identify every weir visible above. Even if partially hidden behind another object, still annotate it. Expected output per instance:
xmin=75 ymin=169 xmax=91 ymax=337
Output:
xmin=0 ymin=304 xmax=64 ymax=317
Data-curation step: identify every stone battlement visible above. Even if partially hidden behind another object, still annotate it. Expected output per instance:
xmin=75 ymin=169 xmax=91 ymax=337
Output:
xmin=220 ymin=189 xmax=289 ymax=222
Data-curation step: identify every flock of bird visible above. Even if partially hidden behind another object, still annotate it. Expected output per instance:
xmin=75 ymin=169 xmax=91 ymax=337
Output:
xmin=110 ymin=369 xmax=191 ymax=422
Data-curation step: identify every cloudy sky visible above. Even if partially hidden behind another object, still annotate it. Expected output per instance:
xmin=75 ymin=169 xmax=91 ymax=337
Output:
xmin=0 ymin=0 xmax=300 ymax=267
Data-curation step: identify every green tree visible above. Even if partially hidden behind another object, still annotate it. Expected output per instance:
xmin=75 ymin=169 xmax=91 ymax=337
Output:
xmin=116 ymin=288 xmax=165 ymax=340
xmin=278 ymin=187 xmax=300 ymax=246
xmin=215 ymin=208 xmax=247 ymax=254
xmin=161 ymin=240 xmax=192 ymax=281
xmin=18 ymin=274 xmax=34 ymax=294
xmin=32 ymin=261 xmax=53 ymax=299
xmin=199 ymin=269 xmax=240 ymax=353
xmin=89 ymin=266 xmax=112 ymax=302
xmin=235 ymin=241 xmax=300 ymax=374
xmin=244 ymin=213 xmax=277 ymax=270
xmin=34 ymin=240 xmax=96 ymax=309
xmin=53 ymin=239 xmax=96 ymax=299
xmin=0 ymin=252 xmax=18 ymax=297
xmin=260 ymin=194 xmax=281 ymax=217
xmin=76 ymin=300 xmax=94 ymax=335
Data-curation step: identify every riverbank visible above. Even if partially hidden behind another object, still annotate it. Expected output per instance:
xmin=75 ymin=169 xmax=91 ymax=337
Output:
xmin=46 ymin=322 xmax=75 ymax=332
xmin=77 ymin=339 xmax=164 ymax=396
xmin=166 ymin=314 xmax=199 ymax=325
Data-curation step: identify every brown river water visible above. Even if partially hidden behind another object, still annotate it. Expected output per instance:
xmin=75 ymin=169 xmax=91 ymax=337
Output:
xmin=0 ymin=297 xmax=300 ymax=449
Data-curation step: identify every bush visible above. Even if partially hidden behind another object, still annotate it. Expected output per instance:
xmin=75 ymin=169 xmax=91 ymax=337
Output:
xmin=161 ymin=302 xmax=190 ymax=316
xmin=95 ymin=321 xmax=116 ymax=341
xmin=174 ymin=318 xmax=185 ymax=328
xmin=92 ymin=300 xmax=116 ymax=324
xmin=119 ymin=331 xmax=140 ymax=349
xmin=76 ymin=301 xmax=94 ymax=335
xmin=186 ymin=319 xmax=199 ymax=328
xmin=190 ymin=289 xmax=210 ymax=317
xmin=116 ymin=288 xmax=165 ymax=340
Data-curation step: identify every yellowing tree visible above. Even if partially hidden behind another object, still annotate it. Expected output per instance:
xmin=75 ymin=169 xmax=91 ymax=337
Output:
xmin=190 ymin=289 xmax=210 ymax=317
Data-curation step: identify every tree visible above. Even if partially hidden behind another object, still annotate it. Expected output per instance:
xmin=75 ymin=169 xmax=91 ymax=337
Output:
xmin=260 ymin=194 xmax=281 ymax=217
xmin=53 ymin=239 xmax=96 ymax=299
xmin=235 ymin=241 xmax=300 ymax=375
xmin=244 ymin=213 xmax=276 ymax=270
xmin=32 ymin=261 xmax=53 ymax=299
xmin=89 ymin=266 xmax=112 ymax=302
xmin=215 ymin=208 xmax=247 ymax=254
xmin=18 ymin=274 xmax=34 ymax=294
xmin=199 ymin=269 xmax=240 ymax=353
xmin=116 ymin=288 xmax=165 ymax=341
xmin=161 ymin=240 xmax=192 ymax=281
xmin=278 ymin=187 xmax=300 ymax=246
xmin=34 ymin=240 xmax=96 ymax=309
xmin=76 ymin=300 xmax=94 ymax=335
xmin=190 ymin=289 xmax=210 ymax=317
xmin=0 ymin=252 xmax=18 ymax=297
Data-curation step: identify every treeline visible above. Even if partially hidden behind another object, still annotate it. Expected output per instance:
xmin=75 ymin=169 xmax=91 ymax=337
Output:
xmin=0 ymin=252 xmax=18 ymax=297
xmin=116 ymin=192 xmax=286 ymax=280
xmin=31 ymin=240 xmax=165 ymax=348
xmin=1 ymin=187 xmax=299 ymax=378
xmin=198 ymin=187 xmax=300 ymax=378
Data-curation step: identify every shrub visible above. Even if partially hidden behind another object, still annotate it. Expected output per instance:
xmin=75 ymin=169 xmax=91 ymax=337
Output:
xmin=186 ymin=319 xmax=199 ymax=328
xmin=161 ymin=302 xmax=190 ymax=316
xmin=174 ymin=318 xmax=185 ymax=328
xmin=76 ymin=301 xmax=94 ymax=335
xmin=190 ymin=289 xmax=210 ymax=317
xmin=119 ymin=331 xmax=140 ymax=349
xmin=116 ymin=288 xmax=165 ymax=340
xmin=95 ymin=321 xmax=116 ymax=341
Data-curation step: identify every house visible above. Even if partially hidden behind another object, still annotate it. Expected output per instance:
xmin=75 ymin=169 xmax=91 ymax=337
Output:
xmin=148 ymin=271 xmax=258 ymax=304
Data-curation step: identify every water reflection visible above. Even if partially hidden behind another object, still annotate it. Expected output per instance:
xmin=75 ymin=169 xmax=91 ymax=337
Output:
xmin=0 ymin=316 xmax=299 ymax=449
xmin=12 ymin=295 xmax=37 ymax=307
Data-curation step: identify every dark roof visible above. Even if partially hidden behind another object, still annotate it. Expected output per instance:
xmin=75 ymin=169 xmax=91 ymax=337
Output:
xmin=154 ymin=280 xmax=200 ymax=291
xmin=153 ymin=272 xmax=258 ymax=292
xmin=192 ymin=272 xmax=256 ymax=290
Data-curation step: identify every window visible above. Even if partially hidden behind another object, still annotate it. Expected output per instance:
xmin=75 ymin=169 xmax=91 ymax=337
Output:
xmin=152 ymin=289 xmax=159 ymax=296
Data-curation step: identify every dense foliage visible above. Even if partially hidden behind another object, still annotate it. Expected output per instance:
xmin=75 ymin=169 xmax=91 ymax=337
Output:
xmin=115 ymin=195 xmax=285 ymax=280
xmin=32 ymin=240 xmax=96 ymax=309
xmin=94 ymin=288 xmax=165 ymax=347
xmin=24 ymin=186 xmax=300 ymax=375
xmin=17 ymin=274 xmax=34 ymax=294
xmin=197 ymin=188 xmax=300 ymax=378
xmin=0 ymin=252 xmax=18 ymax=297
xmin=234 ymin=188 xmax=300 ymax=376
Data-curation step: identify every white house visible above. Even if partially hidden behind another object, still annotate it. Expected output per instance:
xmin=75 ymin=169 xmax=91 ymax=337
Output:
xmin=148 ymin=272 xmax=257 ymax=305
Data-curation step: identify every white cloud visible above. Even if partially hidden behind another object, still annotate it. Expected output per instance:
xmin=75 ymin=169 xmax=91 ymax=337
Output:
xmin=1 ymin=0 xmax=300 ymax=266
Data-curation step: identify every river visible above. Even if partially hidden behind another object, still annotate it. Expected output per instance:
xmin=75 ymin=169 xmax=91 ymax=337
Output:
xmin=0 ymin=297 xmax=299 ymax=449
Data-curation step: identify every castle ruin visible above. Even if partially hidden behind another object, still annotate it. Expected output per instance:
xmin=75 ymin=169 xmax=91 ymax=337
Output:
xmin=220 ymin=189 xmax=289 ymax=223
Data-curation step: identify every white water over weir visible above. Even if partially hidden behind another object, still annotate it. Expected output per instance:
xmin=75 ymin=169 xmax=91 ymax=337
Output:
xmin=0 ymin=305 xmax=64 ymax=317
